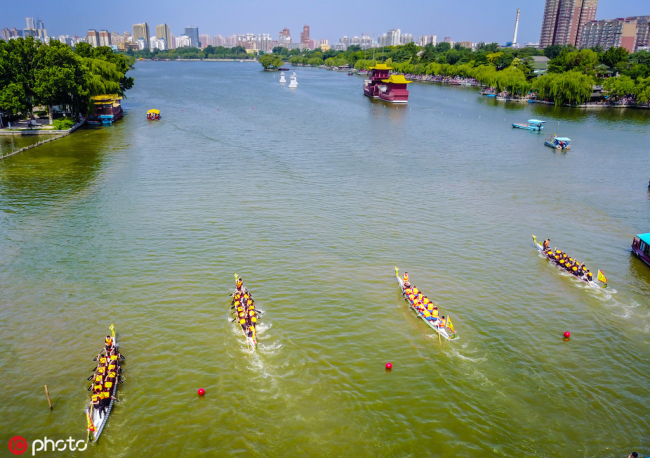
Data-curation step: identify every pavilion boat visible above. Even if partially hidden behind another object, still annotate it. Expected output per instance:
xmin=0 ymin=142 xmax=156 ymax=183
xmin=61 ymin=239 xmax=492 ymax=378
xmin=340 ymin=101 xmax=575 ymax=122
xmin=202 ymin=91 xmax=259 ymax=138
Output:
xmin=363 ymin=63 xmax=392 ymax=99
xmin=632 ymin=233 xmax=650 ymax=268
xmin=377 ymin=75 xmax=412 ymax=103
xmin=545 ymin=136 xmax=571 ymax=150
xmin=88 ymin=95 xmax=123 ymax=126
xmin=512 ymin=119 xmax=545 ymax=131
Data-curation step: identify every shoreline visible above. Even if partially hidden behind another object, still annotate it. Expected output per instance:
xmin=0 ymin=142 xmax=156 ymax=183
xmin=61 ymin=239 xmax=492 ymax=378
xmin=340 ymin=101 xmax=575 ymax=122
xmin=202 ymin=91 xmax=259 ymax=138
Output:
xmin=327 ymin=66 xmax=650 ymax=110
xmin=0 ymin=118 xmax=86 ymax=160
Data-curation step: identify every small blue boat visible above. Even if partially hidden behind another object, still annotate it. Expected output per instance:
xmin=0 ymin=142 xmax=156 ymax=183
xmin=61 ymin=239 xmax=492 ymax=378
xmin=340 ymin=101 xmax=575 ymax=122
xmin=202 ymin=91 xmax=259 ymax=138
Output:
xmin=544 ymin=136 xmax=571 ymax=150
xmin=512 ymin=119 xmax=545 ymax=131
xmin=486 ymin=94 xmax=496 ymax=98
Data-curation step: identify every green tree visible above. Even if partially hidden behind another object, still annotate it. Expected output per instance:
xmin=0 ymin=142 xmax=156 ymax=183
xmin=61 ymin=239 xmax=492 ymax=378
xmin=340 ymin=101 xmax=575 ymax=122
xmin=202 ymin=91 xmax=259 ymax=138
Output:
xmin=601 ymin=47 xmax=629 ymax=69
xmin=259 ymin=53 xmax=284 ymax=70
xmin=0 ymin=37 xmax=42 ymax=116
xmin=34 ymin=40 xmax=88 ymax=123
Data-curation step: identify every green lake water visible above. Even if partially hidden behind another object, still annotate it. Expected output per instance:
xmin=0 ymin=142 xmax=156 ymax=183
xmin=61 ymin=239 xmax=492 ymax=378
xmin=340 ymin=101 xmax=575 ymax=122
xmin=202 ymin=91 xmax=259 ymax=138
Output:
xmin=1 ymin=62 xmax=649 ymax=457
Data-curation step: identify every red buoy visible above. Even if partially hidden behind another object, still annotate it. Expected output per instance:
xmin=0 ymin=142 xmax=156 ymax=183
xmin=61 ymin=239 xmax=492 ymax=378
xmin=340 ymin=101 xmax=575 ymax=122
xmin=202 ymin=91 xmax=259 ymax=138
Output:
xmin=198 ymin=388 xmax=205 ymax=396
xmin=564 ymin=331 xmax=571 ymax=338
xmin=385 ymin=362 xmax=392 ymax=370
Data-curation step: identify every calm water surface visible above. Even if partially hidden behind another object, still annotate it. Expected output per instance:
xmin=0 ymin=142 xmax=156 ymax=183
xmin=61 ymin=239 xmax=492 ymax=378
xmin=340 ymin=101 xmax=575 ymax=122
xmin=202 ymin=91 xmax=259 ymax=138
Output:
xmin=1 ymin=62 xmax=649 ymax=457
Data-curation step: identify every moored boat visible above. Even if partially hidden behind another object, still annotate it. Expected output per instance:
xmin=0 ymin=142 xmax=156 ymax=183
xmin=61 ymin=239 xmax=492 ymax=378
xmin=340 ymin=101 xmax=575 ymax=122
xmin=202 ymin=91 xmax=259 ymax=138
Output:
xmin=512 ymin=119 xmax=545 ymax=131
xmin=532 ymin=236 xmax=607 ymax=288
xmin=395 ymin=267 xmax=457 ymax=341
xmin=88 ymin=95 xmax=123 ymax=126
xmin=86 ymin=325 xmax=124 ymax=443
xmin=544 ymin=136 xmax=571 ymax=150
xmin=631 ymin=233 xmax=650 ymax=267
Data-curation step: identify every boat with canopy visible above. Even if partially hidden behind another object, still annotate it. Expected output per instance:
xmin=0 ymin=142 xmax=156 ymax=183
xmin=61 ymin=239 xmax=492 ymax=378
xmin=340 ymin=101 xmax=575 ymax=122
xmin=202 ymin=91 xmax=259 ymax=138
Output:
xmin=146 ymin=109 xmax=160 ymax=120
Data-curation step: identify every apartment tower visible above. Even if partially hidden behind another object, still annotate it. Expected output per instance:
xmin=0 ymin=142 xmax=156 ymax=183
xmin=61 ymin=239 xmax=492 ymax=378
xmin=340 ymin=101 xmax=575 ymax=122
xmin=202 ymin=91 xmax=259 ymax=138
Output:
xmin=539 ymin=0 xmax=598 ymax=48
xmin=132 ymin=23 xmax=150 ymax=47
xmin=156 ymin=24 xmax=172 ymax=49
xmin=300 ymin=25 xmax=310 ymax=45
xmin=87 ymin=29 xmax=100 ymax=47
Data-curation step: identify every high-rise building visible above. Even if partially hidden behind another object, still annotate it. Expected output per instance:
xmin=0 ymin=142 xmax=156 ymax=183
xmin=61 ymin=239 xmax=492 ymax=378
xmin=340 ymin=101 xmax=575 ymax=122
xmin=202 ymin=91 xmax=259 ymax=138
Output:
xmin=87 ymin=29 xmax=100 ymax=47
xmin=1 ymin=28 xmax=10 ymax=41
xmin=99 ymin=30 xmax=111 ymax=47
xmin=176 ymin=35 xmax=192 ymax=48
xmin=417 ymin=35 xmax=437 ymax=46
xmin=156 ymin=24 xmax=172 ymax=49
xmin=579 ymin=17 xmax=648 ymax=53
xmin=400 ymin=33 xmax=414 ymax=44
xmin=539 ymin=0 xmax=598 ymax=48
xmin=258 ymin=33 xmax=273 ymax=52
xmin=10 ymin=28 xmax=23 ymax=38
xmin=300 ymin=25 xmax=310 ymax=45
xmin=184 ymin=26 xmax=199 ymax=47
xmin=35 ymin=19 xmax=46 ymax=40
xmin=386 ymin=29 xmax=401 ymax=46
xmin=199 ymin=34 xmax=211 ymax=48
xmin=26 ymin=18 xmax=35 ymax=30
xmin=133 ymin=23 xmax=150 ymax=47
xmin=213 ymin=35 xmax=225 ymax=46
xmin=635 ymin=17 xmax=650 ymax=52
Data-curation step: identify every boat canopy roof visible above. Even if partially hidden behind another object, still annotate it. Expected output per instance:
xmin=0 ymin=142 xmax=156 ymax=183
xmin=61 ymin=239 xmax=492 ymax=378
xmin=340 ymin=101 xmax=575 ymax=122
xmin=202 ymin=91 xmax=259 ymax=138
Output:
xmin=91 ymin=94 xmax=122 ymax=104
xmin=370 ymin=63 xmax=393 ymax=70
xmin=147 ymin=109 xmax=160 ymax=114
xmin=528 ymin=119 xmax=545 ymax=123
xmin=381 ymin=75 xmax=412 ymax=84
xmin=555 ymin=137 xmax=571 ymax=141
xmin=637 ymin=233 xmax=650 ymax=244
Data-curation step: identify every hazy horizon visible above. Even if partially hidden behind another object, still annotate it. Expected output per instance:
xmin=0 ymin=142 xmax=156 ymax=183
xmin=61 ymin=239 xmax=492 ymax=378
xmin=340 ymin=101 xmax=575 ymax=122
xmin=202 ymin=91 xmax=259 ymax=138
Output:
xmin=2 ymin=0 xmax=646 ymax=46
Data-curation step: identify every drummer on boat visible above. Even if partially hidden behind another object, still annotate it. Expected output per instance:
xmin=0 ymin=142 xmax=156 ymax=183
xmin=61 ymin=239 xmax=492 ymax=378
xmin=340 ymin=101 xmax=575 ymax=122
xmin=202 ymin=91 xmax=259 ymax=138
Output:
xmin=402 ymin=272 xmax=411 ymax=287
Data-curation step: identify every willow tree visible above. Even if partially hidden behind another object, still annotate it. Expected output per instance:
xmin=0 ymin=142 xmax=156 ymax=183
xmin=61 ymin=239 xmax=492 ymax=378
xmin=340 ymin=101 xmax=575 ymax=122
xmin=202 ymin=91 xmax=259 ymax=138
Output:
xmin=533 ymin=71 xmax=594 ymax=106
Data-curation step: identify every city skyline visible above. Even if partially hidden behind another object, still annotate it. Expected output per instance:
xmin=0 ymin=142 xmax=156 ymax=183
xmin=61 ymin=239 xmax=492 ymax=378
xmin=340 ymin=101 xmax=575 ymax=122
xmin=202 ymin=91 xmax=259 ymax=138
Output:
xmin=2 ymin=0 xmax=645 ymax=46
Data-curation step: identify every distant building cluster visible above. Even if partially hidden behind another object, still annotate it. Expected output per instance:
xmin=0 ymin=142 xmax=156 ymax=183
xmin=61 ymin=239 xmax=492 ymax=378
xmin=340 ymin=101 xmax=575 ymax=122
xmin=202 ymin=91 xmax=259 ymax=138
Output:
xmin=2 ymin=17 xmax=48 ymax=42
xmin=540 ymin=0 xmax=650 ymax=52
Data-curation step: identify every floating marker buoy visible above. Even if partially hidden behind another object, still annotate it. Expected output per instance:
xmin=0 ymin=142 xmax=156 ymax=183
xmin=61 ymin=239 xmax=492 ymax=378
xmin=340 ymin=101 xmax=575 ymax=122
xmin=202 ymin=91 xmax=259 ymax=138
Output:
xmin=198 ymin=388 xmax=205 ymax=396
xmin=564 ymin=331 xmax=571 ymax=338
xmin=385 ymin=362 xmax=392 ymax=370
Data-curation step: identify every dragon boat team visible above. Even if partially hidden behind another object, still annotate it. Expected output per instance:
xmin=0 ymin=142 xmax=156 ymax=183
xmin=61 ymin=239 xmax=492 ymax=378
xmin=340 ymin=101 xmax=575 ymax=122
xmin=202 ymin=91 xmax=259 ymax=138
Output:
xmin=105 ymin=336 xmax=114 ymax=353
xmin=90 ymin=392 xmax=101 ymax=412
xmin=235 ymin=277 xmax=246 ymax=293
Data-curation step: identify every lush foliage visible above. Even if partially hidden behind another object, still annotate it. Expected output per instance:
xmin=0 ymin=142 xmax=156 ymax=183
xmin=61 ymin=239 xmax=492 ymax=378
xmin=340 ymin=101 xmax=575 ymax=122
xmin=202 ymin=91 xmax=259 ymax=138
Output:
xmin=52 ymin=116 xmax=75 ymax=129
xmin=259 ymin=54 xmax=284 ymax=70
xmin=0 ymin=37 xmax=134 ymax=118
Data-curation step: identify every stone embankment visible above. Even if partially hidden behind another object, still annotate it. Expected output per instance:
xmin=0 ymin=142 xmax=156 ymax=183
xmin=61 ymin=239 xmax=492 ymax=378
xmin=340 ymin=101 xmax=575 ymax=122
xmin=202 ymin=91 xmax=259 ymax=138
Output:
xmin=0 ymin=119 xmax=86 ymax=160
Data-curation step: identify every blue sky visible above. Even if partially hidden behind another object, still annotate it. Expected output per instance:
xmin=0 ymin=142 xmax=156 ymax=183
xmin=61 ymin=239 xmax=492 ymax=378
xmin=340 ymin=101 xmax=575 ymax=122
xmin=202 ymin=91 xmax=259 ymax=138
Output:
xmin=2 ymin=0 xmax=645 ymax=45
